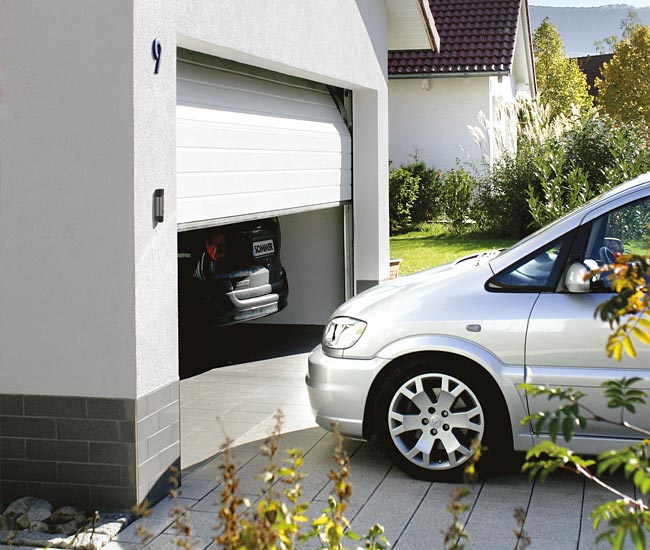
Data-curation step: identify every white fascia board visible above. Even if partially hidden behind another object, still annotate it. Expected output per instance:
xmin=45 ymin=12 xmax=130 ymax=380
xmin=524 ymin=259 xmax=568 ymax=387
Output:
xmin=386 ymin=0 xmax=440 ymax=52
xmin=518 ymin=0 xmax=537 ymax=96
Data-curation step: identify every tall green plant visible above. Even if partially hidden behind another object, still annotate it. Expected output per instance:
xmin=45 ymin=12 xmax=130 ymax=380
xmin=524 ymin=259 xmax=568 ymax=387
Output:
xmin=533 ymin=18 xmax=592 ymax=118
xmin=527 ymin=141 xmax=590 ymax=228
xmin=215 ymin=413 xmax=390 ymax=550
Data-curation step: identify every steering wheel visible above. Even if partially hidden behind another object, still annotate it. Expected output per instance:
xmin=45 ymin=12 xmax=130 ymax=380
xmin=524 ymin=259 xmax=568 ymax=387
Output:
xmin=599 ymin=246 xmax=616 ymax=264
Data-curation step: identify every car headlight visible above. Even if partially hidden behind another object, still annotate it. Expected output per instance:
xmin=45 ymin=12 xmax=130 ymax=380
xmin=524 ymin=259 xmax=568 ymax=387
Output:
xmin=323 ymin=317 xmax=367 ymax=349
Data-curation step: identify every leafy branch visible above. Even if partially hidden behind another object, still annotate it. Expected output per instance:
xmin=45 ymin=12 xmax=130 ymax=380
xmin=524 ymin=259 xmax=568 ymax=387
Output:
xmin=520 ymin=378 xmax=650 ymax=547
xmin=591 ymin=251 xmax=650 ymax=361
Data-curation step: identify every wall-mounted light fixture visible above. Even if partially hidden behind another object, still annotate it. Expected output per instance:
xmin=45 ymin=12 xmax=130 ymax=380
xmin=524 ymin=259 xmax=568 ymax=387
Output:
xmin=154 ymin=189 xmax=164 ymax=223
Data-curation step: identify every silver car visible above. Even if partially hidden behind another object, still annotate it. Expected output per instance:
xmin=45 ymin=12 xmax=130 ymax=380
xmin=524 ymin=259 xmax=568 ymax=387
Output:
xmin=307 ymin=174 xmax=650 ymax=480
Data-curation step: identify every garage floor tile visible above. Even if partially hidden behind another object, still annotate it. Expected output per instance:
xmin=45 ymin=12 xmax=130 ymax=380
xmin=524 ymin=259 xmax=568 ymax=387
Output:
xmin=180 ymin=352 xmax=317 ymax=469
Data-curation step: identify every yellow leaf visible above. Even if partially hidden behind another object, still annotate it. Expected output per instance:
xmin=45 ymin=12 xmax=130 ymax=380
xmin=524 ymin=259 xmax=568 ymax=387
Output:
xmin=622 ymin=335 xmax=637 ymax=359
xmin=632 ymin=326 xmax=650 ymax=345
xmin=294 ymin=515 xmax=309 ymax=523
xmin=608 ymin=339 xmax=623 ymax=361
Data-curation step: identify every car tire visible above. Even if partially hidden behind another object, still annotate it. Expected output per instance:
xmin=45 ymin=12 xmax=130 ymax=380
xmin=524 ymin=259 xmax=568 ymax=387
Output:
xmin=376 ymin=356 xmax=510 ymax=481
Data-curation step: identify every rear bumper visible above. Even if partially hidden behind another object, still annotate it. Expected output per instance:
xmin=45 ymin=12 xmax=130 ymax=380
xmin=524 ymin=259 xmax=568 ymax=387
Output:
xmin=306 ymin=345 xmax=388 ymax=439
xmin=185 ymin=276 xmax=289 ymax=327
xmin=208 ymin=293 xmax=288 ymax=326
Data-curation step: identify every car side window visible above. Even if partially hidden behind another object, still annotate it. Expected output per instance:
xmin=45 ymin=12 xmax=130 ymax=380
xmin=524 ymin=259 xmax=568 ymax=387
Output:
xmin=584 ymin=196 xmax=650 ymax=265
xmin=578 ymin=196 xmax=650 ymax=292
xmin=488 ymin=237 xmax=570 ymax=291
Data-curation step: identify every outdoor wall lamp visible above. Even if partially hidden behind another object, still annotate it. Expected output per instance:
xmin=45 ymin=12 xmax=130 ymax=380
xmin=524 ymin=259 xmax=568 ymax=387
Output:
xmin=154 ymin=189 xmax=164 ymax=223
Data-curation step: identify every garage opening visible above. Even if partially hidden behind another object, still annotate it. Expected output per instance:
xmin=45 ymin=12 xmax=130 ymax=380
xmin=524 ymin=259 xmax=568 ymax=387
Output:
xmin=176 ymin=50 xmax=353 ymax=465
xmin=176 ymin=50 xmax=353 ymax=468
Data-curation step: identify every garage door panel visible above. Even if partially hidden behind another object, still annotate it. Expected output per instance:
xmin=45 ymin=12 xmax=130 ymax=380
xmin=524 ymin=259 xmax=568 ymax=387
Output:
xmin=177 ymin=106 xmax=349 ymax=135
xmin=178 ymin=65 xmax=340 ymax=122
xmin=177 ymin=149 xmax=351 ymax=174
xmin=177 ymin=171 xmax=351 ymax=201
xmin=179 ymin=83 xmax=340 ymax=123
xmin=177 ymin=185 xmax=350 ymax=225
xmin=177 ymin=118 xmax=348 ymax=153
xmin=177 ymin=60 xmax=351 ymax=227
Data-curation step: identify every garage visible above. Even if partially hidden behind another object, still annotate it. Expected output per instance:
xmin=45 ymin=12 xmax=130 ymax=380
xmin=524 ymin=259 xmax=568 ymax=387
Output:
xmin=1 ymin=0 xmax=437 ymax=509
xmin=176 ymin=50 xmax=354 ymax=371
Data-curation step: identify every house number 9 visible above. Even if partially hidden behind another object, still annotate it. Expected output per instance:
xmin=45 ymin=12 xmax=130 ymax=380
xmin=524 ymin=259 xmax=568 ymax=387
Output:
xmin=152 ymin=39 xmax=162 ymax=75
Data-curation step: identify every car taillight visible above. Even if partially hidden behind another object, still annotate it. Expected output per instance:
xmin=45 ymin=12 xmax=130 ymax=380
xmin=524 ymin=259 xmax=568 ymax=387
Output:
xmin=206 ymin=232 xmax=226 ymax=261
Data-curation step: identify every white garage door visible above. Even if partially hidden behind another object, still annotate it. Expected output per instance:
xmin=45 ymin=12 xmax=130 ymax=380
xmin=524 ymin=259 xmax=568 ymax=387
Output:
xmin=177 ymin=58 xmax=352 ymax=229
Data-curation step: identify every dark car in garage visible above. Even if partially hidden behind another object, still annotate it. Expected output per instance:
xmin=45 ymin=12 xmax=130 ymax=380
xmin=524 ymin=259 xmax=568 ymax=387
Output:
xmin=178 ymin=217 xmax=289 ymax=328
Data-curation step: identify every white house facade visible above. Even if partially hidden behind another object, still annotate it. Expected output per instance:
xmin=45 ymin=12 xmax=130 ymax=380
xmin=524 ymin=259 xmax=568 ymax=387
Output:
xmin=388 ymin=0 xmax=536 ymax=173
xmin=0 ymin=0 xmax=437 ymax=509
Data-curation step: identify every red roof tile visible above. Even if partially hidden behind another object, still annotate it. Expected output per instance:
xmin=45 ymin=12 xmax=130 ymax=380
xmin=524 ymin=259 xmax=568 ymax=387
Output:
xmin=389 ymin=0 xmax=522 ymax=76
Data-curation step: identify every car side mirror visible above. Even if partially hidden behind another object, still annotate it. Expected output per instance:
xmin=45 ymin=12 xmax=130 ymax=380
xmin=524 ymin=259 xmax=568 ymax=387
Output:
xmin=565 ymin=262 xmax=591 ymax=293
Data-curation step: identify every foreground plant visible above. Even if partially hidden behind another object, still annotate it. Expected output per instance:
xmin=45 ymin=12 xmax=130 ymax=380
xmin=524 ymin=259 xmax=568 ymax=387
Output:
xmin=521 ymin=380 xmax=650 ymax=548
xmin=215 ymin=412 xmax=389 ymax=550
xmin=440 ymin=440 xmax=483 ymax=550
xmin=594 ymin=251 xmax=650 ymax=361
xmin=215 ymin=411 xmax=309 ymax=549
xmin=303 ymin=431 xmax=388 ymax=550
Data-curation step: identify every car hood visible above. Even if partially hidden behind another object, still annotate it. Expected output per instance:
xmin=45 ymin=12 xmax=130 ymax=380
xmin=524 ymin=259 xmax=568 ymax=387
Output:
xmin=332 ymin=251 xmax=499 ymax=321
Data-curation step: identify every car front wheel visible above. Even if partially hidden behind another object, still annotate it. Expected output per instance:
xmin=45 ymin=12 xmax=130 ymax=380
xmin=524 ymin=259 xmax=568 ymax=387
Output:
xmin=376 ymin=358 xmax=504 ymax=481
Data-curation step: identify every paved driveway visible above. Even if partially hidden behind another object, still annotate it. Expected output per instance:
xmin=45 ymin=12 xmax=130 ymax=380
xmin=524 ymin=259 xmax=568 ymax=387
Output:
xmin=104 ymin=346 xmax=636 ymax=550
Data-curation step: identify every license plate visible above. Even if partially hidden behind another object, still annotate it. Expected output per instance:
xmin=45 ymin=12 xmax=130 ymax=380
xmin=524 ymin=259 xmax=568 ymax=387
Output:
xmin=252 ymin=239 xmax=275 ymax=258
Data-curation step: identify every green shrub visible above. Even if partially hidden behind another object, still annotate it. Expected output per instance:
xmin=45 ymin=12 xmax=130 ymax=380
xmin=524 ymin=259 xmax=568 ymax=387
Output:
xmin=474 ymin=154 xmax=538 ymax=238
xmin=564 ymin=111 xmax=649 ymax=195
xmin=402 ymin=161 xmax=444 ymax=224
xmin=473 ymin=100 xmax=650 ymax=238
xmin=389 ymin=167 xmax=419 ymax=234
xmin=440 ymin=165 xmax=476 ymax=234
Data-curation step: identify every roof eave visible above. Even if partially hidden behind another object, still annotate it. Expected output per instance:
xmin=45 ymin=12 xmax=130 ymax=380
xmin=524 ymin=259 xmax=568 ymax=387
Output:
xmin=386 ymin=0 xmax=440 ymax=53
xmin=388 ymin=69 xmax=511 ymax=80
xmin=417 ymin=0 xmax=441 ymax=52
xmin=520 ymin=0 xmax=537 ymax=96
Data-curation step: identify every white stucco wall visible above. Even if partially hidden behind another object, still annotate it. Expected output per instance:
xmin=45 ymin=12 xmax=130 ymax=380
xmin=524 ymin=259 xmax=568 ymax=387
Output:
xmin=1 ymin=0 xmax=390 ymax=399
xmin=388 ymin=76 xmax=491 ymax=173
xmin=0 ymin=1 xmax=138 ymax=398
xmin=133 ymin=0 xmax=178 ymax=398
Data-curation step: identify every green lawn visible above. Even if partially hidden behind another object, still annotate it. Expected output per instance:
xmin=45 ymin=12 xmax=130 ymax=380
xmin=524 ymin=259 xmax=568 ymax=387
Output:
xmin=390 ymin=224 xmax=517 ymax=275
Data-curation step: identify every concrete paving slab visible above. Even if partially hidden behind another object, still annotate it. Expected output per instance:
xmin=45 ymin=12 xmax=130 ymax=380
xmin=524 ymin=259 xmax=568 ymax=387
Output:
xmin=102 ymin=543 xmax=140 ymax=550
xmin=463 ymin=475 xmax=533 ymax=550
xmin=520 ymin=472 xmax=585 ymax=550
xmin=579 ymin=475 xmax=638 ymax=550
xmin=162 ymin=510 xmax=218 ymax=540
xmin=146 ymin=534 xmax=212 ymax=550
xmin=348 ymin=467 xmax=432 ymax=545
xmin=392 ymin=480 xmax=476 ymax=550
xmin=114 ymin=517 xmax=172 ymax=544
xmin=313 ymin=438 xmax=394 ymax=518
xmin=189 ymin=487 xmax=223 ymax=514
